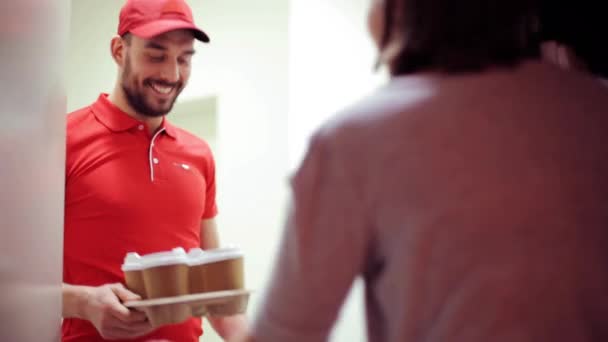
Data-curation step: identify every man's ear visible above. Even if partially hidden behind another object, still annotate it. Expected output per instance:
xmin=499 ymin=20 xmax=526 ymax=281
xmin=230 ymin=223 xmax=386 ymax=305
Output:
xmin=110 ymin=35 xmax=126 ymax=66
xmin=540 ymin=40 xmax=587 ymax=71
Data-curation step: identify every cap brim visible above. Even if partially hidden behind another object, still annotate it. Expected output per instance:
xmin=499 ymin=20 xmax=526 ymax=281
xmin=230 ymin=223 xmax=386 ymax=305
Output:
xmin=130 ymin=19 xmax=210 ymax=43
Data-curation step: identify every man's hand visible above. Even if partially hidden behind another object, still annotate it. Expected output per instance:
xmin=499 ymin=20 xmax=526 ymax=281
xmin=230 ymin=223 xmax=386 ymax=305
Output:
xmin=84 ymin=283 xmax=154 ymax=340
xmin=64 ymin=283 xmax=154 ymax=340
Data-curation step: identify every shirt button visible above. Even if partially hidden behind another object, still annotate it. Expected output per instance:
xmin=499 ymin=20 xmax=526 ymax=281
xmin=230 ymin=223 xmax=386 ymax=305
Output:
xmin=153 ymin=158 xmax=159 ymax=164
xmin=138 ymin=124 xmax=144 ymax=130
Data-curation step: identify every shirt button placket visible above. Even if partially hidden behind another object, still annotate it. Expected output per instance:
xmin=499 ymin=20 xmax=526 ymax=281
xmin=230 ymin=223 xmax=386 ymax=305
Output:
xmin=148 ymin=128 xmax=165 ymax=182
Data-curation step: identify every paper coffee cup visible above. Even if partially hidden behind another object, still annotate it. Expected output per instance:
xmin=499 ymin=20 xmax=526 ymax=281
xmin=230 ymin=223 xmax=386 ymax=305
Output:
xmin=187 ymin=248 xmax=207 ymax=294
xmin=121 ymin=252 xmax=147 ymax=299
xmin=141 ymin=248 xmax=189 ymax=299
xmin=187 ymin=247 xmax=244 ymax=294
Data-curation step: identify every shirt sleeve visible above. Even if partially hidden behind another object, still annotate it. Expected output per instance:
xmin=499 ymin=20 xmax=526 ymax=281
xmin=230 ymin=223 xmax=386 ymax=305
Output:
xmin=252 ymin=129 xmax=372 ymax=341
xmin=201 ymin=148 xmax=218 ymax=219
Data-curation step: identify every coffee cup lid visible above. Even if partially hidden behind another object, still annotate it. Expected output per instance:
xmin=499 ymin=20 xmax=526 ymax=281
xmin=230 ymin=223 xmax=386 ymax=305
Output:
xmin=187 ymin=246 xmax=243 ymax=265
xmin=186 ymin=248 xmax=207 ymax=266
xmin=121 ymin=252 xmax=144 ymax=271
xmin=139 ymin=247 xmax=189 ymax=268
xmin=187 ymin=247 xmax=205 ymax=258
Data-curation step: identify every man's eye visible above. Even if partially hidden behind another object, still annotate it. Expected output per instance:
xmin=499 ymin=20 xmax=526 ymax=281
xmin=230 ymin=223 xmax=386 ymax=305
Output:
xmin=178 ymin=57 xmax=191 ymax=65
xmin=149 ymin=55 xmax=165 ymax=62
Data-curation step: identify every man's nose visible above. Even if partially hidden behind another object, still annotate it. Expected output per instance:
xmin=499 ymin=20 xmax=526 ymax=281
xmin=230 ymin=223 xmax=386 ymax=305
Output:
xmin=158 ymin=60 xmax=180 ymax=84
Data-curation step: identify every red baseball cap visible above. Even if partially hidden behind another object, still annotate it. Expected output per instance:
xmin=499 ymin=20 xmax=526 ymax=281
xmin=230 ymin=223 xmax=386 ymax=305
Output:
xmin=118 ymin=0 xmax=210 ymax=43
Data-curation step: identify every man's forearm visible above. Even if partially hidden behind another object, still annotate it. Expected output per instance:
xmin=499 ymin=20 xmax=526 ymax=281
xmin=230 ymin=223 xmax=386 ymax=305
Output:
xmin=228 ymin=331 xmax=256 ymax=342
xmin=209 ymin=314 xmax=248 ymax=340
xmin=62 ymin=283 xmax=90 ymax=319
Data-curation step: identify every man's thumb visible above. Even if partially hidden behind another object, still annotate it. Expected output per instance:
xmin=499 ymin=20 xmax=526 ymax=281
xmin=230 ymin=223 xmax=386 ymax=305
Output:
xmin=110 ymin=283 xmax=141 ymax=302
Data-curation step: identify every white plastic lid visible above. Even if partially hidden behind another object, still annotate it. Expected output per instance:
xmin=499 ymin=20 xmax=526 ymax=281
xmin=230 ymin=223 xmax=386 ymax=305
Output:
xmin=187 ymin=248 xmax=207 ymax=266
xmin=139 ymin=247 xmax=189 ymax=269
xmin=121 ymin=252 xmax=144 ymax=272
xmin=187 ymin=246 xmax=243 ymax=266
xmin=188 ymin=247 xmax=205 ymax=258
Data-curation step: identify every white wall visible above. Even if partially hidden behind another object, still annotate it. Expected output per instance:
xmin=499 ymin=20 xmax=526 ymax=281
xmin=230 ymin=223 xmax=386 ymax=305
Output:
xmin=288 ymin=0 xmax=386 ymax=168
xmin=66 ymin=1 xmax=120 ymax=111
xmin=0 ymin=1 xmax=70 ymax=340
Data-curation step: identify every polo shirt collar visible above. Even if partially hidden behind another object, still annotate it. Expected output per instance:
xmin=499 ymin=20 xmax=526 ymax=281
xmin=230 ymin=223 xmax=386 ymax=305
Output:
xmin=161 ymin=117 xmax=178 ymax=139
xmin=92 ymin=93 xmax=177 ymax=139
xmin=92 ymin=93 xmax=140 ymax=132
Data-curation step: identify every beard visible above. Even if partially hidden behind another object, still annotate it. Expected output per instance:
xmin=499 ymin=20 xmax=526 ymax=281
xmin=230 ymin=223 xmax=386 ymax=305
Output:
xmin=121 ymin=54 xmax=183 ymax=118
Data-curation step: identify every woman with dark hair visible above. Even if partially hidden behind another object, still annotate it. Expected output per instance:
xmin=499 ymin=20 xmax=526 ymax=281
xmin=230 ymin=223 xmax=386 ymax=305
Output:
xmin=236 ymin=0 xmax=608 ymax=341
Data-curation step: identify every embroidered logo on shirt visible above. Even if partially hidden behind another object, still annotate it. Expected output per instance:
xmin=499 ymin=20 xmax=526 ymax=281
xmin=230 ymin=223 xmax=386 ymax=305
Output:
xmin=173 ymin=162 xmax=191 ymax=171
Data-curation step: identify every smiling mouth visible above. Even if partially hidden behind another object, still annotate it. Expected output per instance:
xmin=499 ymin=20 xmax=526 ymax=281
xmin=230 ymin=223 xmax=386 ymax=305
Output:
xmin=148 ymin=81 xmax=176 ymax=96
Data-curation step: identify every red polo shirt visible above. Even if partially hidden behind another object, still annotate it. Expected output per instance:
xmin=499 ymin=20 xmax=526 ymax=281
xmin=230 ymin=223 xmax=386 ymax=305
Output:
xmin=63 ymin=94 xmax=218 ymax=342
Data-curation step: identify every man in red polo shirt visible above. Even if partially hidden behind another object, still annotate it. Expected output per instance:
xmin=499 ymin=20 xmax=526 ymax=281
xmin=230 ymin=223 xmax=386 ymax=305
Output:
xmin=61 ymin=0 xmax=246 ymax=341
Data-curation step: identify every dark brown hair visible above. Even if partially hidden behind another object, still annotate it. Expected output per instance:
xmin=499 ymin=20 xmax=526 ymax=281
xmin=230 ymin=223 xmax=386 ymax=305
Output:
xmin=380 ymin=0 xmax=540 ymax=75
xmin=121 ymin=33 xmax=133 ymax=45
xmin=539 ymin=0 xmax=608 ymax=78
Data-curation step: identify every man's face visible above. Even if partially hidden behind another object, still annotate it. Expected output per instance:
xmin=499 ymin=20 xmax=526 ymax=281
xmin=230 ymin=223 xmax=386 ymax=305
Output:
xmin=121 ymin=30 xmax=195 ymax=117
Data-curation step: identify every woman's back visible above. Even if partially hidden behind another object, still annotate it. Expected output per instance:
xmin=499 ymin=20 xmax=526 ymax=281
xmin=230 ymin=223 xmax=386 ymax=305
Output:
xmin=324 ymin=61 xmax=608 ymax=341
